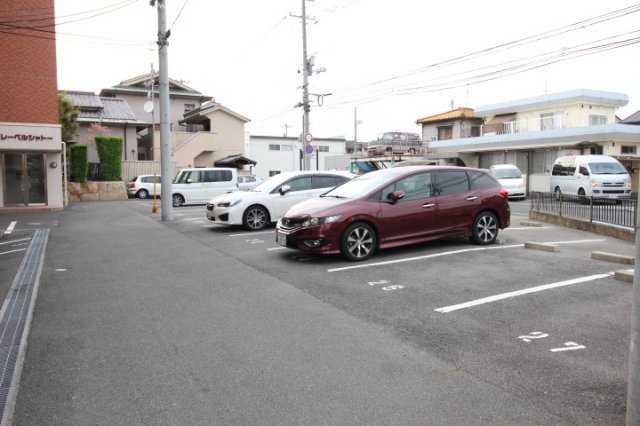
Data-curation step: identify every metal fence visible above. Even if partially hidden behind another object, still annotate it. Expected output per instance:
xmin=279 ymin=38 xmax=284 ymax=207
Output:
xmin=530 ymin=191 xmax=637 ymax=228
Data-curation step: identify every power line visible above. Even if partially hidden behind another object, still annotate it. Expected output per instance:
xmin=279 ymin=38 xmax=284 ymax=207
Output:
xmin=327 ymin=3 xmax=640 ymax=99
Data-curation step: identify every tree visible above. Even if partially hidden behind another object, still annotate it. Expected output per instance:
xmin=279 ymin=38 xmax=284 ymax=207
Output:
xmin=58 ymin=93 xmax=79 ymax=142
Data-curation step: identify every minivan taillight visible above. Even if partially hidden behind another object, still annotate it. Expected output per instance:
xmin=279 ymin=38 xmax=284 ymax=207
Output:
xmin=500 ymin=188 xmax=509 ymax=198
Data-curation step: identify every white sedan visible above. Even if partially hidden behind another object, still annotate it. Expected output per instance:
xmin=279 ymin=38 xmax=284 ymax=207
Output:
xmin=205 ymin=170 xmax=356 ymax=231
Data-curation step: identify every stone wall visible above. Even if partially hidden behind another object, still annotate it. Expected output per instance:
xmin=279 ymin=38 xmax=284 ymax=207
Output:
xmin=67 ymin=181 xmax=128 ymax=202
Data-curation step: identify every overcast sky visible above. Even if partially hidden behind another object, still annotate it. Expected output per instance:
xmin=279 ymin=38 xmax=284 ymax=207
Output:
xmin=54 ymin=0 xmax=640 ymax=141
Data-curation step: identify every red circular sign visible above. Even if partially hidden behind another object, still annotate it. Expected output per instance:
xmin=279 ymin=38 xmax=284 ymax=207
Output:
xmin=305 ymin=133 xmax=313 ymax=143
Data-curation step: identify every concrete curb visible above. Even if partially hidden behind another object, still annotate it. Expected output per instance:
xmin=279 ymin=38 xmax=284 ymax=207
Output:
xmin=524 ymin=241 xmax=559 ymax=252
xmin=614 ymin=270 xmax=634 ymax=284
xmin=591 ymin=251 xmax=635 ymax=265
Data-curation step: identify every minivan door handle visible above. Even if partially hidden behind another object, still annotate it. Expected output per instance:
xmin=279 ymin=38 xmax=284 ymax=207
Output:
xmin=422 ymin=203 xmax=435 ymax=208
xmin=466 ymin=196 xmax=478 ymax=201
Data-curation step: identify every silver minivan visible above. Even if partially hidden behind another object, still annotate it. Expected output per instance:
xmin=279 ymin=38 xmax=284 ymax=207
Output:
xmin=172 ymin=167 xmax=238 ymax=207
xmin=550 ymin=155 xmax=631 ymax=201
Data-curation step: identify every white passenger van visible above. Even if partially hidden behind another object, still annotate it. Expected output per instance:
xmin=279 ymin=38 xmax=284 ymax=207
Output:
xmin=172 ymin=167 xmax=238 ymax=207
xmin=550 ymin=155 xmax=631 ymax=201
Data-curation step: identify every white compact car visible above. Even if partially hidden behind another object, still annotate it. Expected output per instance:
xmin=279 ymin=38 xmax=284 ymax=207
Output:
xmin=127 ymin=175 xmax=161 ymax=199
xmin=206 ymin=170 xmax=356 ymax=231
xmin=237 ymin=175 xmax=263 ymax=190
xmin=489 ymin=164 xmax=526 ymax=200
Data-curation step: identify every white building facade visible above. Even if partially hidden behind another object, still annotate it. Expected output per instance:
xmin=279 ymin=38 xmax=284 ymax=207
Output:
xmin=247 ymin=135 xmax=348 ymax=180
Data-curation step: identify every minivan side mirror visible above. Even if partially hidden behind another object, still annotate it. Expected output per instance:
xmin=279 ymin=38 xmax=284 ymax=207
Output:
xmin=279 ymin=184 xmax=291 ymax=195
xmin=386 ymin=190 xmax=405 ymax=204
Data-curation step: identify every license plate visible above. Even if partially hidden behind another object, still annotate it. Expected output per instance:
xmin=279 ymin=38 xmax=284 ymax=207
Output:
xmin=276 ymin=231 xmax=287 ymax=246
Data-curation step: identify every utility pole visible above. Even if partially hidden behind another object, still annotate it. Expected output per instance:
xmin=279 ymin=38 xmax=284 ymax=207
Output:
xmin=153 ymin=0 xmax=173 ymax=221
xmin=627 ymin=207 xmax=640 ymax=423
xmin=301 ymin=0 xmax=311 ymax=171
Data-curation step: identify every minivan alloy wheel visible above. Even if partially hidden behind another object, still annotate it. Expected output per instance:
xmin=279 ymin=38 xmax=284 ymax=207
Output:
xmin=471 ymin=211 xmax=498 ymax=245
xmin=341 ymin=222 xmax=376 ymax=261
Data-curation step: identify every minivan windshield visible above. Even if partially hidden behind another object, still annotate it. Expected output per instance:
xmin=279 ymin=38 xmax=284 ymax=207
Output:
xmin=493 ymin=168 xmax=522 ymax=179
xmin=589 ymin=162 xmax=629 ymax=174
xmin=322 ymin=172 xmax=397 ymax=199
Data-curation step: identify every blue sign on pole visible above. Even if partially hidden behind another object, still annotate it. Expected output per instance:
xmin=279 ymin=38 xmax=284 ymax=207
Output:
xmin=305 ymin=145 xmax=314 ymax=155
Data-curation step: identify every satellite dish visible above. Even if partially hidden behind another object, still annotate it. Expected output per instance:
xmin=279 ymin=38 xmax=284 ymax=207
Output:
xmin=143 ymin=101 xmax=154 ymax=113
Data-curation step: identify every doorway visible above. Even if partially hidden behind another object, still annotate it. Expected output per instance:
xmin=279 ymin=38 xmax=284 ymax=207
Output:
xmin=2 ymin=152 xmax=46 ymax=206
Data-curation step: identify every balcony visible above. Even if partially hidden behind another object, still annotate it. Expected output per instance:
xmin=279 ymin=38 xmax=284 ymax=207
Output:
xmin=481 ymin=114 xmax=567 ymax=136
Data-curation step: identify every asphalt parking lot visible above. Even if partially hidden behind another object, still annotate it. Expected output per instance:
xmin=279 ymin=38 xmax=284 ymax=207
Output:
xmin=0 ymin=199 xmax=635 ymax=425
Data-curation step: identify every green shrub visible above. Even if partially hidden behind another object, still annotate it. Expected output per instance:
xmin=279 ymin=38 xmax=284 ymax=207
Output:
xmin=95 ymin=136 xmax=122 ymax=181
xmin=69 ymin=144 xmax=88 ymax=183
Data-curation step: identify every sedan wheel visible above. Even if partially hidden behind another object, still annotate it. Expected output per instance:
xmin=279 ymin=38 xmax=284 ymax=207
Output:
xmin=243 ymin=206 xmax=269 ymax=231
xmin=137 ymin=189 xmax=149 ymax=199
xmin=172 ymin=194 xmax=184 ymax=207
xmin=341 ymin=222 xmax=376 ymax=261
xmin=470 ymin=211 xmax=498 ymax=245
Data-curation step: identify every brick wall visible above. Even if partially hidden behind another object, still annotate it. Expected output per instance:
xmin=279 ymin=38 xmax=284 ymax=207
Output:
xmin=0 ymin=0 xmax=58 ymax=124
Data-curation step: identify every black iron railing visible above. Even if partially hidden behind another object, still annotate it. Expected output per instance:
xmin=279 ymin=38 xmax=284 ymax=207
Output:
xmin=530 ymin=192 xmax=637 ymax=228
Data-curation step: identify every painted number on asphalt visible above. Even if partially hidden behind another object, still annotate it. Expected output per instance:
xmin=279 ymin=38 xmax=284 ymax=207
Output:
xmin=368 ymin=280 xmax=404 ymax=291
xmin=518 ymin=331 xmax=585 ymax=353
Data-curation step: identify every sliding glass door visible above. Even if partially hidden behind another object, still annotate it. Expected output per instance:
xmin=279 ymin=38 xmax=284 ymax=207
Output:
xmin=3 ymin=153 xmax=46 ymax=206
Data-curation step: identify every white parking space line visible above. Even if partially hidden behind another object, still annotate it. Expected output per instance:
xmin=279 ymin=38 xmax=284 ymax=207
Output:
xmin=4 ymin=222 xmax=16 ymax=235
xmin=546 ymin=239 xmax=606 ymax=245
xmin=0 ymin=249 xmax=27 ymax=256
xmin=267 ymin=247 xmax=287 ymax=251
xmin=228 ymin=231 xmax=274 ymax=237
xmin=434 ymin=272 xmax=615 ymax=313
xmin=0 ymin=238 xmax=31 ymax=246
xmin=328 ymin=244 xmax=524 ymax=272
xmin=327 ymin=239 xmax=608 ymax=273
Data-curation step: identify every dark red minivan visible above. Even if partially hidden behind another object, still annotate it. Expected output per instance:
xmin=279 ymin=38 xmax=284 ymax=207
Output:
xmin=276 ymin=166 xmax=511 ymax=261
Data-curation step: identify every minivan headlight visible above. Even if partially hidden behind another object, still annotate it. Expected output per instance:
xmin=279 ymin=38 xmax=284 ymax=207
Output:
xmin=301 ymin=215 xmax=342 ymax=227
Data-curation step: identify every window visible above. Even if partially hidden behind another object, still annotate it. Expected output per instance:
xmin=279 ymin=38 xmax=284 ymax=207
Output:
xmin=589 ymin=115 xmax=607 ymax=125
xmin=280 ymin=144 xmax=293 ymax=151
xmin=269 ymin=170 xmax=281 ymax=177
xmin=184 ymin=103 xmax=195 ymax=114
xmin=313 ymin=175 xmax=341 ymax=189
xmin=540 ymin=112 xmax=562 ymax=130
xmin=284 ymin=176 xmax=312 ymax=192
xmin=468 ymin=170 xmax=497 ymax=190
xmin=203 ymin=170 xmax=232 ymax=182
xmin=622 ymin=145 xmax=637 ymax=154
xmin=187 ymin=171 xmax=202 ymax=183
xmin=394 ymin=173 xmax=432 ymax=201
xmin=437 ymin=126 xmax=453 ymax=140
xmin=434 ymin=171 xmax=468 ymax=196
xmin=317 ymin=145 xmax=329 ymax=152
xmin=590 ymin=146 xmax=603 ymax=155
xmin=269 ymin=144 xmax=280 ymax=151
xmin=470 ymin=126 xmax=481 ymax=137
xmin=141 ymin=176 xmax=160 ymax=183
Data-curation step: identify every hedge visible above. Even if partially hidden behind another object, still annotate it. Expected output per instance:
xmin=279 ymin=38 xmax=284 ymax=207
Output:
xmin=95 ymin=136 xmax=123 ymax=181
xmin=69 ymin=144 xmax=88 ymax=183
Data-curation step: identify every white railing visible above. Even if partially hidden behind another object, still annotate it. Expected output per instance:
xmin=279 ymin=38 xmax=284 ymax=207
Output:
xmin=482 ymin=114 xmax=568 ymax=136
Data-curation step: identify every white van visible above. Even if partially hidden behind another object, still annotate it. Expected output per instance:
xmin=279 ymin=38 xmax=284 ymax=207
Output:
xmin=172 ymin=167 xmax=238 ymax=206
xmin=550 ymin=155 xmax=631 ymax=201
xmin=489 ymin=164 xmax=526 ymax=200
